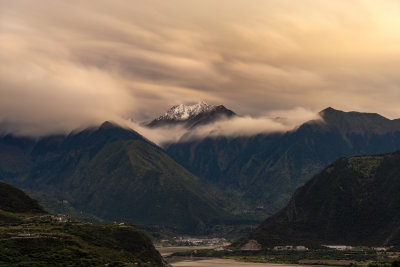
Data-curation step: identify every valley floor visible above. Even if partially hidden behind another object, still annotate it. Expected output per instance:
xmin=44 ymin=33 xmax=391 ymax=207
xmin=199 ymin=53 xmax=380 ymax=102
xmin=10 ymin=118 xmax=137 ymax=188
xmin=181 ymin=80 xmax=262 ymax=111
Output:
xmin=166 ymin=247 xmax=400 ymax=267
xmin=171 ymin=258 xmax=309 ymax=267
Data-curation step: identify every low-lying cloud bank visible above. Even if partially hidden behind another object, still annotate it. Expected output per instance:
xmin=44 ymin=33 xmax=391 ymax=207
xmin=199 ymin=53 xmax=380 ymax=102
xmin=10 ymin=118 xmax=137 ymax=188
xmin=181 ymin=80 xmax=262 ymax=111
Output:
xmin=0 ymin=105 xmax=321 ymax=146
xmin=128 ymin=107 xmax=321 ymax=146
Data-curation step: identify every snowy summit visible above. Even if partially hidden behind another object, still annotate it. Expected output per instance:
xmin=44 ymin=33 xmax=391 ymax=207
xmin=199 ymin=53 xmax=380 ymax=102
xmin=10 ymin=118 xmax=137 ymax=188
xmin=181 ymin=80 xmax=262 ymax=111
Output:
xmin=147 ymin=101 xmax=236 ymax=129
xmin=157 ymin=101 xmax=217 ymax=121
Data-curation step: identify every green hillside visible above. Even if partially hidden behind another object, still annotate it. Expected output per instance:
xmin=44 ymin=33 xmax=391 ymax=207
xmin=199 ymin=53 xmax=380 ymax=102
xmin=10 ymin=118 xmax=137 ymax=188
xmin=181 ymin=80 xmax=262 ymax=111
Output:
xmin=0 ymin=220 xmax=168 ymax=266
xmin=235 ymin=150 xmax=400 ymax=248
xmin=0 ymin=181 xmax=44 ymax=214
xmin=0 ymin=122 xmax=233 ymax=234
xmin=0 ymin=181 xmax=167 ymax=266
xmin=0 ymin=181 xmax=46 ymax=224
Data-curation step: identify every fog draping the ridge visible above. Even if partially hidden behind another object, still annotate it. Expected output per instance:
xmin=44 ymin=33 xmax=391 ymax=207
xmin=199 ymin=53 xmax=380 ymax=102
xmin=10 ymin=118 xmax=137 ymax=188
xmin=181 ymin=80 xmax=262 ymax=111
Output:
xmin=127 ymin=107 xmax=321 ymax=146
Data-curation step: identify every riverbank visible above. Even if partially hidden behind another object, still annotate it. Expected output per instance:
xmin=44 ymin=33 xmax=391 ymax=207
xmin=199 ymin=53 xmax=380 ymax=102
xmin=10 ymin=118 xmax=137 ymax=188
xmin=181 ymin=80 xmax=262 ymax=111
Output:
xmin=171 ymin=258 xmax=315 ymax=267
xmin=171 ymin=258 xmax=314 ymax=267
xmin=166 ymin=247 xmax=399 ymax=266
xmin=157 ymin=246 xmax=217 ymax=257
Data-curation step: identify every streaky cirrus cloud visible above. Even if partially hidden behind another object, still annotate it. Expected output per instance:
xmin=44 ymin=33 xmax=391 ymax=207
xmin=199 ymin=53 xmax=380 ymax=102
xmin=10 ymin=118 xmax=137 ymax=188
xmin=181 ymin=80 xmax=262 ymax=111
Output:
xmin=1 ymin=0 xmax=400 ymax=136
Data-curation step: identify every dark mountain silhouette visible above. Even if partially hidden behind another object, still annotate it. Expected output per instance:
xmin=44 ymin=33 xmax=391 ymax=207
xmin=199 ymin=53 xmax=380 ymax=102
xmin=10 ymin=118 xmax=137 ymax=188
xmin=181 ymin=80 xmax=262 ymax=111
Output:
xmin=0 ymin=122 xmax=232 ymax=234
xmin=234 ymin=150 xmax=400 ymax=247
xmin=166 ymin=107 xmax=400 ymax=215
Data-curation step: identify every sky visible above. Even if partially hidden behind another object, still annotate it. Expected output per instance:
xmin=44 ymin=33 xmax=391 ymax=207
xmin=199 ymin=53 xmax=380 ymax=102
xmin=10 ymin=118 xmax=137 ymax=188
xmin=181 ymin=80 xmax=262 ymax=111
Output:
xmin=1 ymin=0 xmax=400 ymax=136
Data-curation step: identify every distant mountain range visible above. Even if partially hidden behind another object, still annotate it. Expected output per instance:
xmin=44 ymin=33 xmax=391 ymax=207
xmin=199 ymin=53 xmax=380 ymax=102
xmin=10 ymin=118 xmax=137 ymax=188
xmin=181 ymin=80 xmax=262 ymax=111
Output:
xmin=0 ymin=122 xmax=235 ymax=234
xmin=2 ymin=104 xmax=400 ymax=236
xmin=147 ymin=101 xmax=236 ymax=129
xmin=234 ymin=150 xmax=400 ymax=248
xmin=166 ymin=106 xmax=400 ymax=215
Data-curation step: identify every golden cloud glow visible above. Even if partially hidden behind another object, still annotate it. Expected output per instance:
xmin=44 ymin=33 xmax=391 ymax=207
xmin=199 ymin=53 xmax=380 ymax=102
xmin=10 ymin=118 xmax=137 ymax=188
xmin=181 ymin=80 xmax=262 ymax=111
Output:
xmin=1 ymin=0 xmax=400 ymax=135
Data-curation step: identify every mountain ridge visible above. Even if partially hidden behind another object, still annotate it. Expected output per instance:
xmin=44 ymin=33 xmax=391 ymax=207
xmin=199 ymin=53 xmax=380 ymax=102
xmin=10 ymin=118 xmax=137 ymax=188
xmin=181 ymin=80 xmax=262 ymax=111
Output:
xmin=166 ymin=107 xmax=400 ymax=216
xmin=318 ymin=107 xmax=400 ymax=135
xmin=234 ymin=150 xmax=400 ymax=248
xmin=0 ymin=121 xmax=234 ymax=234
xmin=0 ymin=181 xmax=46 ymax=220
xmin=2 ymin=107 xmax=400 ymax=235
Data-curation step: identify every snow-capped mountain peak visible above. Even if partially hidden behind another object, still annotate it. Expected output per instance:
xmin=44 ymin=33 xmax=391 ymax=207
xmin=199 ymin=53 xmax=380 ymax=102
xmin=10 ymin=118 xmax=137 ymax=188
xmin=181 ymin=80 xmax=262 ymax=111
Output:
xmin=147 ymin=101 xmax=236 ymax=128
xmin=158 ymin=101 xmax=217 ymax=121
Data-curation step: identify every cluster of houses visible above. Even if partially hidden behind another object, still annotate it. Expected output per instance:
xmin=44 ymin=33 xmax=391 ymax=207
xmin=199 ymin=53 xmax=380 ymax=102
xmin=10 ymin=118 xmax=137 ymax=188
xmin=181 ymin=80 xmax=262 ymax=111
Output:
xmin=240 ymin=240 xmax=391 ymax=252
xmin=161 ymin=236 xmax=229 ymax=247
xmin=51 ymin=214 xmax=73 ymax=223
xmin=273 ymin=245 xmax=391 ymax=251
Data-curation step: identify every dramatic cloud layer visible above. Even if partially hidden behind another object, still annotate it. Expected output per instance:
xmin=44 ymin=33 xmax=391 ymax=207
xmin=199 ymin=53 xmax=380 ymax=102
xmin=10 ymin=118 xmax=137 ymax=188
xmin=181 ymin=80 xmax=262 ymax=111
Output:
xmin=181 ymin=107 xmax=321 ymax=140
xmin=126 ymin=108 xmax=321 ymax=146
xmin=1 ymin=0 xmax=400 ymax=136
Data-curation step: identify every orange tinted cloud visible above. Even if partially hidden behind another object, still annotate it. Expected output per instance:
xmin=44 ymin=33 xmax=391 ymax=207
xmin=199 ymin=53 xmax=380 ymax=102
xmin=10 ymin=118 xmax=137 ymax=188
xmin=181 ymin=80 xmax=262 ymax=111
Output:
xmin=1 ymin=0 xmax=400 ymax=135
